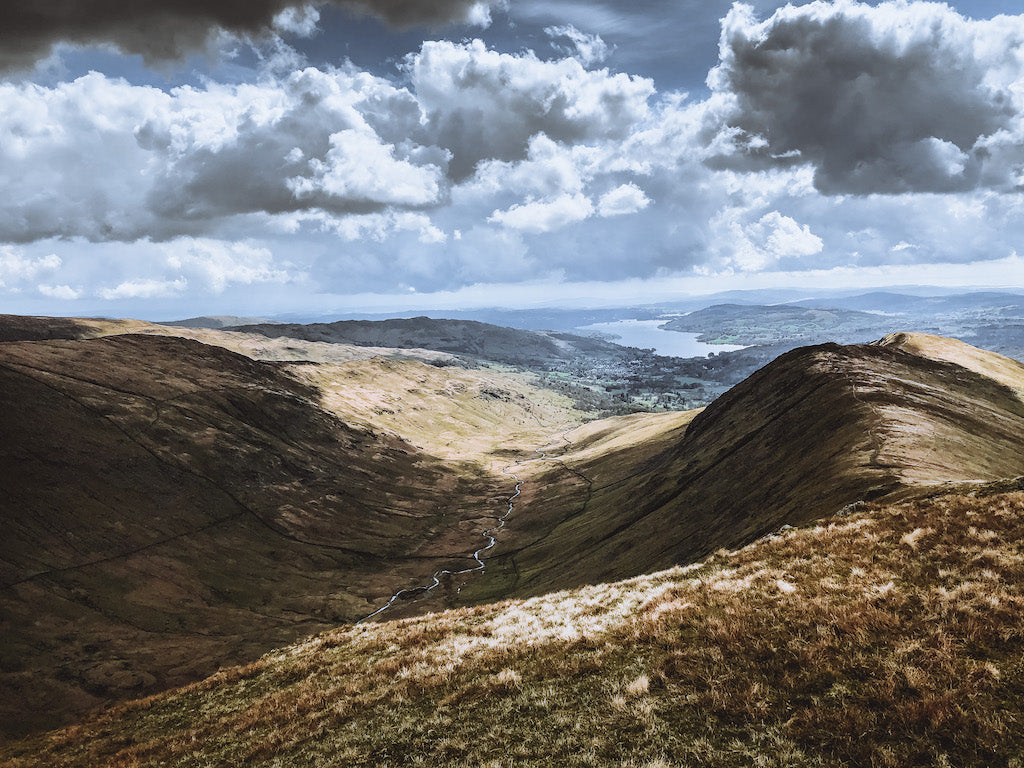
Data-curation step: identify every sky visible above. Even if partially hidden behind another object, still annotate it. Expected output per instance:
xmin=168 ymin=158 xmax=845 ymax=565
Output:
xmin=1 ymin=0 xmax=1023 ymax=319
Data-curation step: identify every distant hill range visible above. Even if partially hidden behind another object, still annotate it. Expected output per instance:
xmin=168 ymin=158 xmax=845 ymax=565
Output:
xmin=657 ymin=293 xmax=1024 ymax=385
xmin=159 ymin=315 xmax=279 ymax=329
xmin=3 ymin=316 xmax=1024 ymax=741
xmin=661 ymin=292 xmax=1024 ymax=351
xmin=794 ymin=290 xmax=1024 ymax=314
xmin=228 ymin=316 xmax=640 ymax=367
xmin=224 ymin=292 xmax=1024 ymax=411
xmin=660 ymin=303 xmax=890 ymax=346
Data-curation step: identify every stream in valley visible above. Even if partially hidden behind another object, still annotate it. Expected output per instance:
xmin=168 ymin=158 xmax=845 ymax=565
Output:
xmin=358 ymin=457 xmax=533 ymax=622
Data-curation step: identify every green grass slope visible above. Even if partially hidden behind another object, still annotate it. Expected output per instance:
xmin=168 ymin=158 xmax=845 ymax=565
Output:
xmin=5 ymin=481 xmax=1023 ymax=767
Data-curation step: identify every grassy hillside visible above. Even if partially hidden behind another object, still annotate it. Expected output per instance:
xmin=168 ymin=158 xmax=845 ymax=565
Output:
xmin=5 ymin=320 xmax=1024 ymax=748
xmin=876 ymin=331 xmax=1024 ymax=399
xmin=5 ymin=481 xmax=1023 ymax=767
xmin=286 ymin=357 xmax=584 ymax=463
xmin=0 ymin=331 xmax=583 ymax=738
xmin=0 ymin=313 xmax=463 ymax=366
xmin=228 ymin=316 xmax=628 ymax=366
xmin=460 ymin=338 xmax=1024 ymax=604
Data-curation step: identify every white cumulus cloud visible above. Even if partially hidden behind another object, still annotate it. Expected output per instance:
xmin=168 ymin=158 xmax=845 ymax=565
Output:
xmin=288 ymin=129 xmax=445 ymax=208
xmin=489 ymin=193 xmax=594 ymax=234
xmin=163 ymin=239 xmax=294 ymax=293
xmin=715 ymin=209 xmax=824 ymax=271
xmin=98 ymin=277 xmax=188 ymax=300
xmin=597 ymin=183 xmax=650 ymax=217
xmin=37 ymin=284 xmax=81 ymax=300
xmin=545 ymin=24 xmax=611 ymax=66
xmin=0 ymin=247 xmax=61 ymax=287
xmin=408 ymin=39 xmax=654 ymax=178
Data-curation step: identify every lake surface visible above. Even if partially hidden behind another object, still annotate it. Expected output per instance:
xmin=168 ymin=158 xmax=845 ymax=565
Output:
xmin=577 ymin=319 xmax=747 ymax=358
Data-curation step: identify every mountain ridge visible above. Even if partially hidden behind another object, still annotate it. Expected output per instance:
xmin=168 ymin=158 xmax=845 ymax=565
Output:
xmin=453 ymin=337 xmax=1024 ymax=606
xmin=3 ymin=320 xmax=1024 ymax=744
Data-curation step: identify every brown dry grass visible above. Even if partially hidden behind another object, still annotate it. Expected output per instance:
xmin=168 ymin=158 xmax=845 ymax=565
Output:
xmin=288 ymin=357 xmax=585 ymax=463
xmin=73 ymin=317 xmax=463 ymax=366
xmin=5 ymin=484 xmax=1024 ymax=767
xmin=75 ymin=316 xmax=591 ymax=466
xmin=543 ymin=409 xmax=699 ymax=465
xmin=878 ymin=331 xmax=1024 ymax=402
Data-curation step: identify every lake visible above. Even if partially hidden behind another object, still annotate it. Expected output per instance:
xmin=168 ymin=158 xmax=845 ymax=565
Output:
xmin=577 ymin=319 xmax=747 ymax=358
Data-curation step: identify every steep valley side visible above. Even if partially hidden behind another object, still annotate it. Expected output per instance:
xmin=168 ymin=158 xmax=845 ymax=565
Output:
xmin=458 ymin=336 xmax=1024 ymax=603
xmin=4 ymin=320 xmax=1024 ymax=743
xmin=0 ymin=333 xmax=554 ymax=739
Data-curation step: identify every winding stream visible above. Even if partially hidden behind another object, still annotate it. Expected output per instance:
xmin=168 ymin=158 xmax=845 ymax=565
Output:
xmin=358 ymin=452 xmax=545 ymax=623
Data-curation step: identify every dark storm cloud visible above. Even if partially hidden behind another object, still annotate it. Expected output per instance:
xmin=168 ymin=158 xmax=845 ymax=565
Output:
xmin=709 ymin=2 xmax=1024 ymax=194
xmin=0 ymin=0 xmax=496 ymax=71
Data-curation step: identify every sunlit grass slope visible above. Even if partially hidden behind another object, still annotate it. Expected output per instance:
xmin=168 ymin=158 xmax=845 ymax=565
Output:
xmin=7 ymin=481 xmax=1024 ymax=768
xmin=877 ymin=331 xmax=1024 ymax=401
xmin=470 ymin=337 xmax=1024 ymax=604
xmin=0 ymin=332 xmax=561 ymax=738
xmin=287 ymin=357 xmax=585 ymax=463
